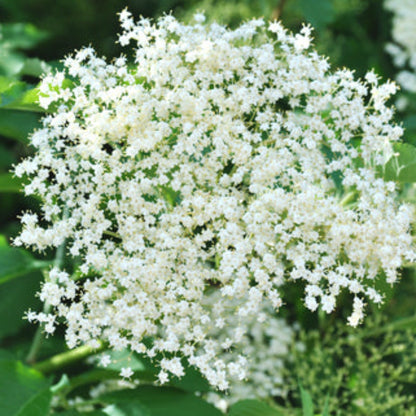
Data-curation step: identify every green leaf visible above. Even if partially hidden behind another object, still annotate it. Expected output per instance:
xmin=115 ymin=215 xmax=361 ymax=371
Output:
xmin=103 ymin=403 xmax=151 ymax=416
xmin=299 ymin=384 xmax=314 ymax=416
xmin=0 ymin=272 xmax=42 ymax=338
xmin=0 ymin=78 xmax=43 ymax=112
xmin=0 ymin=359 xmax=51 ymax=416
xmin=228 ymin=400 xmax=283 ymax=416
xmin=16 ymin=388 xmax=52 ymax=416
xmin=0 ymin=109 xmax=40 ymax=142
xmin=101 ymin=349 xmax=210 ymax=393
xmin=18 ymin=58 xmax=50 ymax=78
xmin=383 ymin=143 xmax=416 ymax=183
xmin=100 ymin=386 xmax=222 ymax=416
xmin=3 ymin=87 xmax=43 ymax=112
xmin=298 ymin=0 xmax=335 ymax=31
xmin=364 ymin=315 xmax=416 ymax=336
xmin=0 ymin=237 xmax=50 ymax=285
xmin=170 ymin=365 xmax=210 ymax=393
xmin=0 ymin=142 xmax=15 ymax=168
xmin=0 ymin=23 xmax=48 ymax=50
xmin=321 ymin=395 xmax=330 ymax=416
xmin=55 ymin=411 xmax=107 ymax=416
xmin=403 ymin=115 xmax=416 ymax=131
xmin=0 ymin=173 xmax=23 ymax=193
xmin=0 ymin=267 xmax=44 ymax=339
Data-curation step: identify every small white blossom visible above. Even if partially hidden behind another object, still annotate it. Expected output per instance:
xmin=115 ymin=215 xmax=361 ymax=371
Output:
xmin=99 ymin=354 xmax=112 ymax=367
xmin=120 ymin=367 xmax=134 ymax=379
xmin=194 ymin=13 xmax=206 ymax=23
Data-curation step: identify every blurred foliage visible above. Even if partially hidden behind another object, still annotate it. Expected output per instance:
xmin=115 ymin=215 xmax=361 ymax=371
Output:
xmin=285 ymin=315 xmax=416 ymax=415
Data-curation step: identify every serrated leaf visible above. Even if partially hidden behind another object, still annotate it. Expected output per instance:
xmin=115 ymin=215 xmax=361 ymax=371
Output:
xmin=100 ymin=386 xmax=222 ymax=416
xmin=228 ymin=400 xmax=283 ymax=416
xmin=0 ymin=359 xmax=51 ymax=416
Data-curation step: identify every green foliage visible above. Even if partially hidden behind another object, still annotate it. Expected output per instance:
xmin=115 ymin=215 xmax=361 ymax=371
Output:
xmin=0 ymin=173 xmax=23 ymax=193
xmin=56 ymin=412 xmax=107 ymax=416
xmin=228 ymin=400 xmax=283 ymax=416
xmin=0 ymin=23 xmax=48 ymax=77
xmin=98 ymin=386 xmax=222 ymax=416
xmin=0 ymin=236 xmax=48 ymax=338
xmin=92 ymin=349 xmax=211 ymax=393
xmin=383 ymin=143 xmax=416 ymax=183
xmin=299 ymin=384 xmax=314 ymax=416
xmin=298 ymin=0 xmax=335 ymax=30
xmin=0 ymin=235 xmax=50 ymax=284
xmin=0 ymin=109 xmax=40 ymax=142
xmin=285 ymin=317 xmax=416 ymax=415
xmin=0 ymin=78 xmax=43 ymax=112
xmin=0 ymin=270 xmax=43 ymax=339
xmin=0 ymin=357 xmax=51 ymax=415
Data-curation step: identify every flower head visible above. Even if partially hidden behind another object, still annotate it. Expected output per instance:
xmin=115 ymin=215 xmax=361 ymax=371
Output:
xmin=15 ymin=12 xmax=414 ymax=389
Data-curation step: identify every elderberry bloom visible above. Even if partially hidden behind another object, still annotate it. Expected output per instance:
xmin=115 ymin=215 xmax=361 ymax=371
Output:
xmin=15 ymin=11 xmax=415 ymax=389
xmin=203 ymin=298 xmax=295 ymax=409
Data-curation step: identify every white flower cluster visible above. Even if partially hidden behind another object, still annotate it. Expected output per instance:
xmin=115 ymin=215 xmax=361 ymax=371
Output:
xmin=385 ymin=0 xmax=416 ymax=95
xmin=204 ymin=301 xmax=295 ymax=410
xmin=15 ymin=11 xmax=414 ymax=389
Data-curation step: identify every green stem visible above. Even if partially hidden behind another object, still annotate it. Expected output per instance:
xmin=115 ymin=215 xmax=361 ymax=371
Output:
xmin=33 ymin=342 xmax=106 ymax=374
xmin=272 ymin=0 xmax=287 ymax=20
xmin=103 ymin=230 xmax=121 ymax=239
xmin=65 ymin=367 xmax=155 ymax=394
xmin=340 ymin=191 xmax=356 ymax=207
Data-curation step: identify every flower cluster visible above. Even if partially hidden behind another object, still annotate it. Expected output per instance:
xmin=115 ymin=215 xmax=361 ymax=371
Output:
xmin=15 ymin=11 xmax=414 ymax=389
xmin=385 ymin=0 xmax=416 ymax=96
xmin=204 ymin=300 xmax=296 ymax=410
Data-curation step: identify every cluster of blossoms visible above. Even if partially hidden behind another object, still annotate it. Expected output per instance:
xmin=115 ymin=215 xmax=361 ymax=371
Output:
xmin=385 ymin=0 xmax=416 ymax=97
xmin=15 ymin=11 xmax=415 ymax=389
xmin=90 ymin=301 xmax=295 ymax=410
xmin=203 ymin=301 xmax=295 ymax=410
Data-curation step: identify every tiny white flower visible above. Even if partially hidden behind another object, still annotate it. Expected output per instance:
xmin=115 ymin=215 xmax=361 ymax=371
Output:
xmin=120 ymin=367 xmax=134 ymax=379
xmin=194 ymin=13 xmax=206 ymax=23
xmin=99 ymin=354 xmax=111 ymax=367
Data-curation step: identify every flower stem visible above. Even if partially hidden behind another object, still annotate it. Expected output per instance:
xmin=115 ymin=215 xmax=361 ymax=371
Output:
xmin=33 ymin=342 xmax=106 ymax=374
xmin=340 ymin=191 xmax=357 ymax=207
xmin=272 ymin=0 xmax=288 ymax=20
